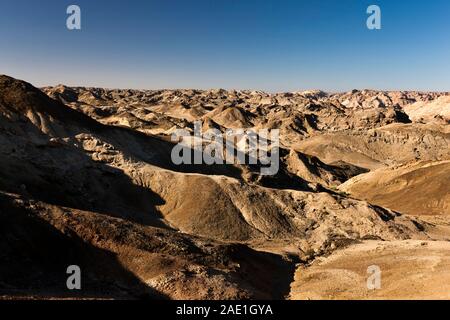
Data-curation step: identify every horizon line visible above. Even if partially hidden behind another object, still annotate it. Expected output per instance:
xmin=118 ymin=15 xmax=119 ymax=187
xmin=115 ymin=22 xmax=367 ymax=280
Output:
xmin=2 ymin=74 xmax=449 ymax=95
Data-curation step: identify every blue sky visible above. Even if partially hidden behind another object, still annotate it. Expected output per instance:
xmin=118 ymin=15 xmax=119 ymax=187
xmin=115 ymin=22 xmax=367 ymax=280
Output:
xmin=0 ymin=0 xmax=449 ymax=92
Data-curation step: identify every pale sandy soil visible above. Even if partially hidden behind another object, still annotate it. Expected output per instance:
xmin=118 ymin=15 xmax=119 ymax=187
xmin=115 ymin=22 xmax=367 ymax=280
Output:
xmin=1 ymin=75 xmax=449 ymax=300
xmin=290 ymin=240 xmax=450 ymax=300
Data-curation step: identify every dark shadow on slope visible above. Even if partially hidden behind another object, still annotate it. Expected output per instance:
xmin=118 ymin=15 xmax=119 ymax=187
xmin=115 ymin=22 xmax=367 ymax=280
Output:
xmin=99 ymin=125 xmax=244 ymax=179
xmin=102 ymin=127 xmax=320 ymax=192
xmin=1 ymin=74 xmax=245 ymax=180
xmin=0 ymin=125 xmax=169 ymax=228
xmin=0 ymin=194 xmax=169 ymax=300
xmin=2 ymin=75 xmax=310 ymax=190
xmin=0 ymin=75 xmax=101 ymax=131
xmin=222 ymin=244 xmax=297 ymax=300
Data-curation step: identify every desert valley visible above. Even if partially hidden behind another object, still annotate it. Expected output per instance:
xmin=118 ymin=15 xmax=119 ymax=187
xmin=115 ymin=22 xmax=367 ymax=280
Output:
xmin=0 ymin=74 xmax=449 ymax=300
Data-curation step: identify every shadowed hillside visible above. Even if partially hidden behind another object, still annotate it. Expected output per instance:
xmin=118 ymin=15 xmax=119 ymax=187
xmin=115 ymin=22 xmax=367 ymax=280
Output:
xmin=0 ymin=75 xmax=448 ymax=299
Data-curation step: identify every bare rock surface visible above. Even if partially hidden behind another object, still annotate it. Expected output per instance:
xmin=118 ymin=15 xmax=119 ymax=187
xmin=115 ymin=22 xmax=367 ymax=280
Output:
xmin=0 ymin=74 xmax=448 ymax=299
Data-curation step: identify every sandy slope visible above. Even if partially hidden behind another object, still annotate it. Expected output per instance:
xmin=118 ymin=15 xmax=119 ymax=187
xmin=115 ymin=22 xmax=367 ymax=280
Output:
xmin=339 ymin=161 xmax=450 ymax=216
xmin=0 ymin=74 xmax=449 ymax=299
xmin=290 ymin=240 xmax=450 ymax=300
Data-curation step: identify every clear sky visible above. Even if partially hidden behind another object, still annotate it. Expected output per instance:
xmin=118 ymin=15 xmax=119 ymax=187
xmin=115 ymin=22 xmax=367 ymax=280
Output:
xmin=1 ymin=0 xmax=449 ymax=92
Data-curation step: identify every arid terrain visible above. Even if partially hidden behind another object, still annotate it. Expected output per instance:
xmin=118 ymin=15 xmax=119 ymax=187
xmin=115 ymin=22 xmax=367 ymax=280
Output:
xmin=0 ymin=74 xmax=449 ymax=300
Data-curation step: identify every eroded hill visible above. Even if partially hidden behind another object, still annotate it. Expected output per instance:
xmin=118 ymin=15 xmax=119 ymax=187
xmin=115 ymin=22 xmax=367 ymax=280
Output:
xmin=0 ymin=75 xmax=448 ymax=299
